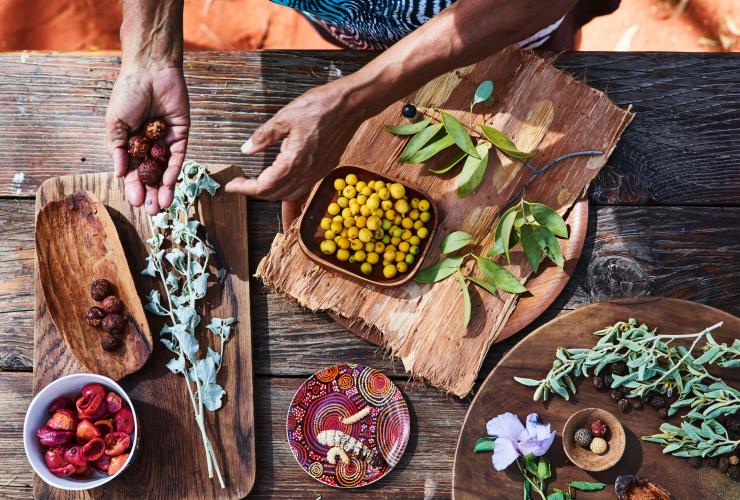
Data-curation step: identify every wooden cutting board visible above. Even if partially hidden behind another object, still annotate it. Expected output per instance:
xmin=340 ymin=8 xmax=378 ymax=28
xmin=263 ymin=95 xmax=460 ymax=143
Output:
xmin=33 ymin=165 xmax=255 ymax=498
xmin=453 ymin=298 xmax=740 ymax=500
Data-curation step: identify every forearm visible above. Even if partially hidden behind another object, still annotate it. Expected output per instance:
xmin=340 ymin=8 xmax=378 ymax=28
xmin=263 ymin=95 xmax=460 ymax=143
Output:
xmin=120 ymin=0 xmax=184 ymax=69
xmin=342 ymin=0 xmax=576 ymax=117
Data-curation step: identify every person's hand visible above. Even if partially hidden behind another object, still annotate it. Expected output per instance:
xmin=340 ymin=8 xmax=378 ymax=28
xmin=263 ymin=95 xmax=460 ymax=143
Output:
xmin=225 ymin=80 xmax=363 ymax=202
xmin=105 ymin=65 xmax=190 ymax=215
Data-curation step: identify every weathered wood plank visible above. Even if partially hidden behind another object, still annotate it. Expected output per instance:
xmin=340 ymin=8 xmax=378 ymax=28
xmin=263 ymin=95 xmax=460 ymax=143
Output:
xmin=0 ymin=52 xmax=738 ymax=204
xmin=0 ymin=372 xmax=468 ymax=499
xmin=1 ymin=200 xmax=738 ymax=374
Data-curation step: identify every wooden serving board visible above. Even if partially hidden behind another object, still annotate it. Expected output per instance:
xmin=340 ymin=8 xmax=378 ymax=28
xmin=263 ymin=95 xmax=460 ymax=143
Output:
xmin=33 ymin=165 xmax=255 ymax=498
xmin=331 ymin=196 xmax=589 ymax=346
xmin=453 ymin=298 xmax=740 ymax=500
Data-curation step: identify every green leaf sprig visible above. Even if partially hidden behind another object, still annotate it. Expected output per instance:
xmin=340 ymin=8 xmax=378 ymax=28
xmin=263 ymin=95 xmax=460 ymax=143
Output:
xmin=142 ymin=160 xmax=234 ymax=488
xmin=472 ymin=444 xmax=604 ymax=500
xmin=515 ymin=319 xmax=739 ymax=459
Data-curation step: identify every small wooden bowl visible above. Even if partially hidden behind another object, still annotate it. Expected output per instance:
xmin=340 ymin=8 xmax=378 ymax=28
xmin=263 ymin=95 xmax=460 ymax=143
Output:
xmin=298 ymin=166 xmax=438 ymax=287
xmin=562 ymin=408 xmax=625 ymax=472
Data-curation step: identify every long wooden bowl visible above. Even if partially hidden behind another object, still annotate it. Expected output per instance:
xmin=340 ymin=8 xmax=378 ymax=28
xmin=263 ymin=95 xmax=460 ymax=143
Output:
xmin=35 ymin=190 xmax=152 ymax=380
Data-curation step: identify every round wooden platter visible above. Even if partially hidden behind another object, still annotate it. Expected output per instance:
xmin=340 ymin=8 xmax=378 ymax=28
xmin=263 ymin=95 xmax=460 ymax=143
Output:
xmin=329 ymin=196 xmax=589 ymax=346
xmin=452 ymin=298 xmax=740 ymax=500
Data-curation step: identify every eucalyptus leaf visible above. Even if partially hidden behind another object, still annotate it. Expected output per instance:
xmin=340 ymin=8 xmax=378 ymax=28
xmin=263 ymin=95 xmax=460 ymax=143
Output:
xmin=457 ymin=143 xmax=490 ymax=197
xmin=429 ymin=150 xmax=468 ymax=174
xmin=457 ymin=272 xmax=472 ymax=327
xmin=408 ymin=134 xmax=456 ymax=163
xmin=441 ymin=231 xmax=474 ymax=254
xmin=472 ymin=80 xmax=494 ymax=108
xmin=385 ymin=119 xmax=431 ymax=135
xmin=467 ymin=275 xmax=498 ymax=294
xmin=519 ymin=224 xmax=542 ymax=273
xmin=399 ymin=123 xmax=443 ymax=162
xmin=529 ymin=202 xmax=568 ymax=238
xmin=415 ymin=256 xmax=464 ymax=284
xmin=478 ymin=257 xmax=527 ymax=294
xmin=442 ymin=111 xmax=479 ymax=158
xmin=480 ymin=125 xmax=535 ymax=160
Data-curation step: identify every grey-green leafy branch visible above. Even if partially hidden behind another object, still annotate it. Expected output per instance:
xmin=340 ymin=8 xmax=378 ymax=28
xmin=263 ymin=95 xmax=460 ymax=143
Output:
xmin=142 ymin=160 xmax=234 ymax=488
xmin=514 ymin=319 xmax=739 ymax=458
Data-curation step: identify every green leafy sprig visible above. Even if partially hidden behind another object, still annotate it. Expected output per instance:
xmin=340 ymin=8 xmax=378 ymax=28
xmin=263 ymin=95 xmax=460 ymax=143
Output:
xmin=142 ymin=160 xmax=234 ymax=488
xmin=515 ymin=319 xmax=739 ymax=458
xmin=472 ymin=442 xmax=604 ymax=500
xmin=415 ymin=199 xmax=569 ymax=326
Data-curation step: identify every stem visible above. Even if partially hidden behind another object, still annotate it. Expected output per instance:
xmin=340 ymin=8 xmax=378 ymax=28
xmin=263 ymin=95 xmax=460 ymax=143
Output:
xmin=517 ymin=461 xmax=546 ymax=500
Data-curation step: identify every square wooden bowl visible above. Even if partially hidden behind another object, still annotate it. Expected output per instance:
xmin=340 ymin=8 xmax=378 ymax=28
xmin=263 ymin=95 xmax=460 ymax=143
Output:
xmin=298 ymin=166 xmax=438 ymax=287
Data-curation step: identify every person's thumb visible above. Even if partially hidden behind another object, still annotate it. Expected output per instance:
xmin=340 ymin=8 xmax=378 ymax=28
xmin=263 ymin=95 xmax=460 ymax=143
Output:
xmin=241 ymin=118 xmax=289 ymax=155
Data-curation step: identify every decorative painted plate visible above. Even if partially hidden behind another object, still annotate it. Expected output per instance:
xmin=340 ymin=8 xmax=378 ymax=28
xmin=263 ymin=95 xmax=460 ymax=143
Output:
xmin=287 ymin=363 xmax=410 ymax=488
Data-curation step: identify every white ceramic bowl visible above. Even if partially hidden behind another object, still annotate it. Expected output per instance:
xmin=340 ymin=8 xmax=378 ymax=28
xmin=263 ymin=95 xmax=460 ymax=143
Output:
xmin=23 ymin=373 xmax=138 ymax=491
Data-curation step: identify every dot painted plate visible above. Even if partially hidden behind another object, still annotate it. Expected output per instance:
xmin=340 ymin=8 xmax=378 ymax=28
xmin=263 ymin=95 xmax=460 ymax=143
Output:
xmin=287 ymin=363 xmax=410 ymax=488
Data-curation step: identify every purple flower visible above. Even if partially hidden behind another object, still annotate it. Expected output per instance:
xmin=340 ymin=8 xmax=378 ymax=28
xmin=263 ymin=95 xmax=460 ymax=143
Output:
xmin=486 ymin=412 xmax=555 ymax=471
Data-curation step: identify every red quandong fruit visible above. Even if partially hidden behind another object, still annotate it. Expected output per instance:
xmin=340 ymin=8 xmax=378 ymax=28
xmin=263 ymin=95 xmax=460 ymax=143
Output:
xmin=114 ymin=409 xmax=134 ymax=434
xmin=94 ymin=418 xmax=114 ymax=436
xmin=80 ymin=437 xmax=106 ymax=462
xmin=105 ymin=392 xmax=123 ymax=414
xmin=104 ymin=432 xmax=131 ymax=456
xmin=44 ymin=448 xmax=69 ymax=470
xmin=50 ymin=463 xmax=76 ymax=478
xmin=76 ymin=383 xmax=107 ymax=420
xmin=108 ymin=453 xmax=129 ymax=476
xmin=47 ymin=409 xmax=77 ymax=431
xmin=76 ymin=419 xmax=101 ymax=442
xmin=63 ymin=445 xmax=88 ymax=467
xmin=93 ymin=454 xmax=111 ymax=473
xmin=36 ymin=425 xmax=73 ymax=447
xmin=48 ymin=397 xmax=74 ymax=415
xmin=73 ymin=464 xmax=95 ymax=478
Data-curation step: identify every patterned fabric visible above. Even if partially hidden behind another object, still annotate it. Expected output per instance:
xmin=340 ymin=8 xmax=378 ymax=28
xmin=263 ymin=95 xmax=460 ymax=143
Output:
xmin=271 ymin=0 xmax=563 ymax=50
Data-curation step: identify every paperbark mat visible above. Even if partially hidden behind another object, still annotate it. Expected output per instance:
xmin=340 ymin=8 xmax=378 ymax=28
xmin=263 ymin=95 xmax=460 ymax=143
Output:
xmin=257 ymin=48 xmax=633 ymax=397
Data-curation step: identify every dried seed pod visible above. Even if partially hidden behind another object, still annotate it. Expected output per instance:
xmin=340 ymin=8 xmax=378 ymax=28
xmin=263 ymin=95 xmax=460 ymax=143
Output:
xmin=102 ymin=314 xmax=125 ymax=336
xmin=86 ymin=306 xmax=106 ymax=327
xmin=610 ymin=361 xmax=628 ymax=376
xmin=590 ymin=419 xmax=609 ymax=438
xmin=149 ymin=143 xmax=171 ymax=166
xmin=657 ymin=407 xmax=669 ymax=419
xmin=137 ymin=158 xmax=164 ymax=186
xmin=144 ymin=119 xmax=167 ymax=140
xmin=631 ymin=398 xmax=643 ymax=410
xmin=591 ymin=375 xmax=604 ymax=390
xmin=128 ymin=135 xmax=150 ymax=159
xmin=101 ymin=295 xmax=123 ymax=314
xmin=574 ymin=428 xmax=592 ymax=448
xmin=101 ymin=333 xmax=122 ymax=352
xmin=91 ymin=279 xmax=113 ymax=301
xmin=610 ymin=388 xmax=624 ymax=401
xmin=650 ymin=395 xmax=668 ymax=410
xmin=589 ymin=437 xmax=608 ymax=455
xmin=617 ymin=398 xmax=631 ymax=413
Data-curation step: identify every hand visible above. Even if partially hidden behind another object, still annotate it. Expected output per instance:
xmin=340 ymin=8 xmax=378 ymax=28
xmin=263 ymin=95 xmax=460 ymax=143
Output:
xmin=225 ymin=80 xmax=363 ymax=202
xmin=105 ymin=65 xmax=190 ymax=215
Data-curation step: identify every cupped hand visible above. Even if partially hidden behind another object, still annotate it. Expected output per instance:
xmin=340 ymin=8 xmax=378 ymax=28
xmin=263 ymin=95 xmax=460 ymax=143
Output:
xmin=225 ymin=80 xmax=363 ymax=203
xmin=105 ymin=65 xmax=190 ymax=215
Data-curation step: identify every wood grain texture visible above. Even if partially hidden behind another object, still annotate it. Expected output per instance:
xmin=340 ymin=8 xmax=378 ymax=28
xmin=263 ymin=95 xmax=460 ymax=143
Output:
xmin=258 ymin=47 xmax=632 ymax=397
xmin=0 ymin=202 xmax=738 ymax=375
xmin=0 ymin=372 xmax=468 ymax=500
xmin=33 ymin=167 xmax=255 ymax=498
xmin=0 ymin=52 xmax=738 ymax=205
xmin=35 ymin=190 xmax=152 ymax=379
xmin=453 ymin=298 xmax=740 ymax=500
xmin=333 ymin=197 xmax=590 ymax=346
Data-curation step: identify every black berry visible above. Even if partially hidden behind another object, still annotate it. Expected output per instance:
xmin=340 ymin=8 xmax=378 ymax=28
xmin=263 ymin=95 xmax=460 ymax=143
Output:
xmin=401 ymin=104 xmax=417 ymax=118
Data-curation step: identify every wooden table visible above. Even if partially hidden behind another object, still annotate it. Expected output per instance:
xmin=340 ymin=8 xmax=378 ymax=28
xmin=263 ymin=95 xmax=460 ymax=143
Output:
xmin=0 ymin=51 xmax=738 ymax=499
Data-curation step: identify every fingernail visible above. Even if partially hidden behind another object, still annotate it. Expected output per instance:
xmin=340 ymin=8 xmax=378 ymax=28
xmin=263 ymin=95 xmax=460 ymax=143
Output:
xmin=240 ymin=138 xmax=253 ymax=154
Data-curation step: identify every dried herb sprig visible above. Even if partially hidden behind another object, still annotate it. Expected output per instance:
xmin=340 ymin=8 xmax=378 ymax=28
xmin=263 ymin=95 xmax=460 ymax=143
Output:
xmin=142 ymin=160 xmax=234 ymax=488
xmin=515 ymin=319 xmax=739 ymax=458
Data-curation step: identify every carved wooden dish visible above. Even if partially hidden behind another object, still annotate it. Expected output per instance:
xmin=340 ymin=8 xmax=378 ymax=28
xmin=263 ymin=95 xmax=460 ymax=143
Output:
xmin=563 ymin=407 xmax=626 ymax=472
xmin=35 ymin=190 xmax=152 ymax=380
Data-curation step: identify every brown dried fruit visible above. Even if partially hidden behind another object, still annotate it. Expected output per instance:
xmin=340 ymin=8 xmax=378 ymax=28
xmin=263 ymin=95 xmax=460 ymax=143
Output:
xmin=101 ymin=295 xmax=123 ymax=314
xmin=631 ymin=398 xmax=643 ymax=410
xmin=617 ymin=398 xmax=631 ymax=413
xmin=128 ymin=135 xmax=150 ymax=158
xmin=86 ymin=306 xmax=106 ymax=327
xmin=149 ymin=143 xmax=171 ymax=166
xmin=591 ymin=375 xmax=604 ymax=390
xmin=101 ymin=333 xmax=122 ymax=352
xmin=102 ymin=314 xmax=125 ymax=336
xmin=657 ymin=407 xmax=669 ymax=419
xmin=91 ymin=279 xmax=113 ymax=301
xmin=610 ymin=361 xmax=628 ymax=376
xmin=144 ymin=119 xmax=167 ymax=141
xmin=137 ymin=158 xmax=164 ymax=186
xmin=610 ymin=388 xmax=624 ymax=401
xmin=650 ymin=395 xmax=668 ymax=410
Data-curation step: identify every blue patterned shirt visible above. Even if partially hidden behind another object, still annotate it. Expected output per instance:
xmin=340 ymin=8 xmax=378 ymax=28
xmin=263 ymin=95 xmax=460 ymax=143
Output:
xmin=271 ymin=0 xmax=563 ymax=50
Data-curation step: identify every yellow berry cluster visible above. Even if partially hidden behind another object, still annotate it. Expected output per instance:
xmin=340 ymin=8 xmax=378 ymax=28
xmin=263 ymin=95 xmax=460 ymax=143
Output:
xmin=319 ymin=173 xmax=432 ymax=279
